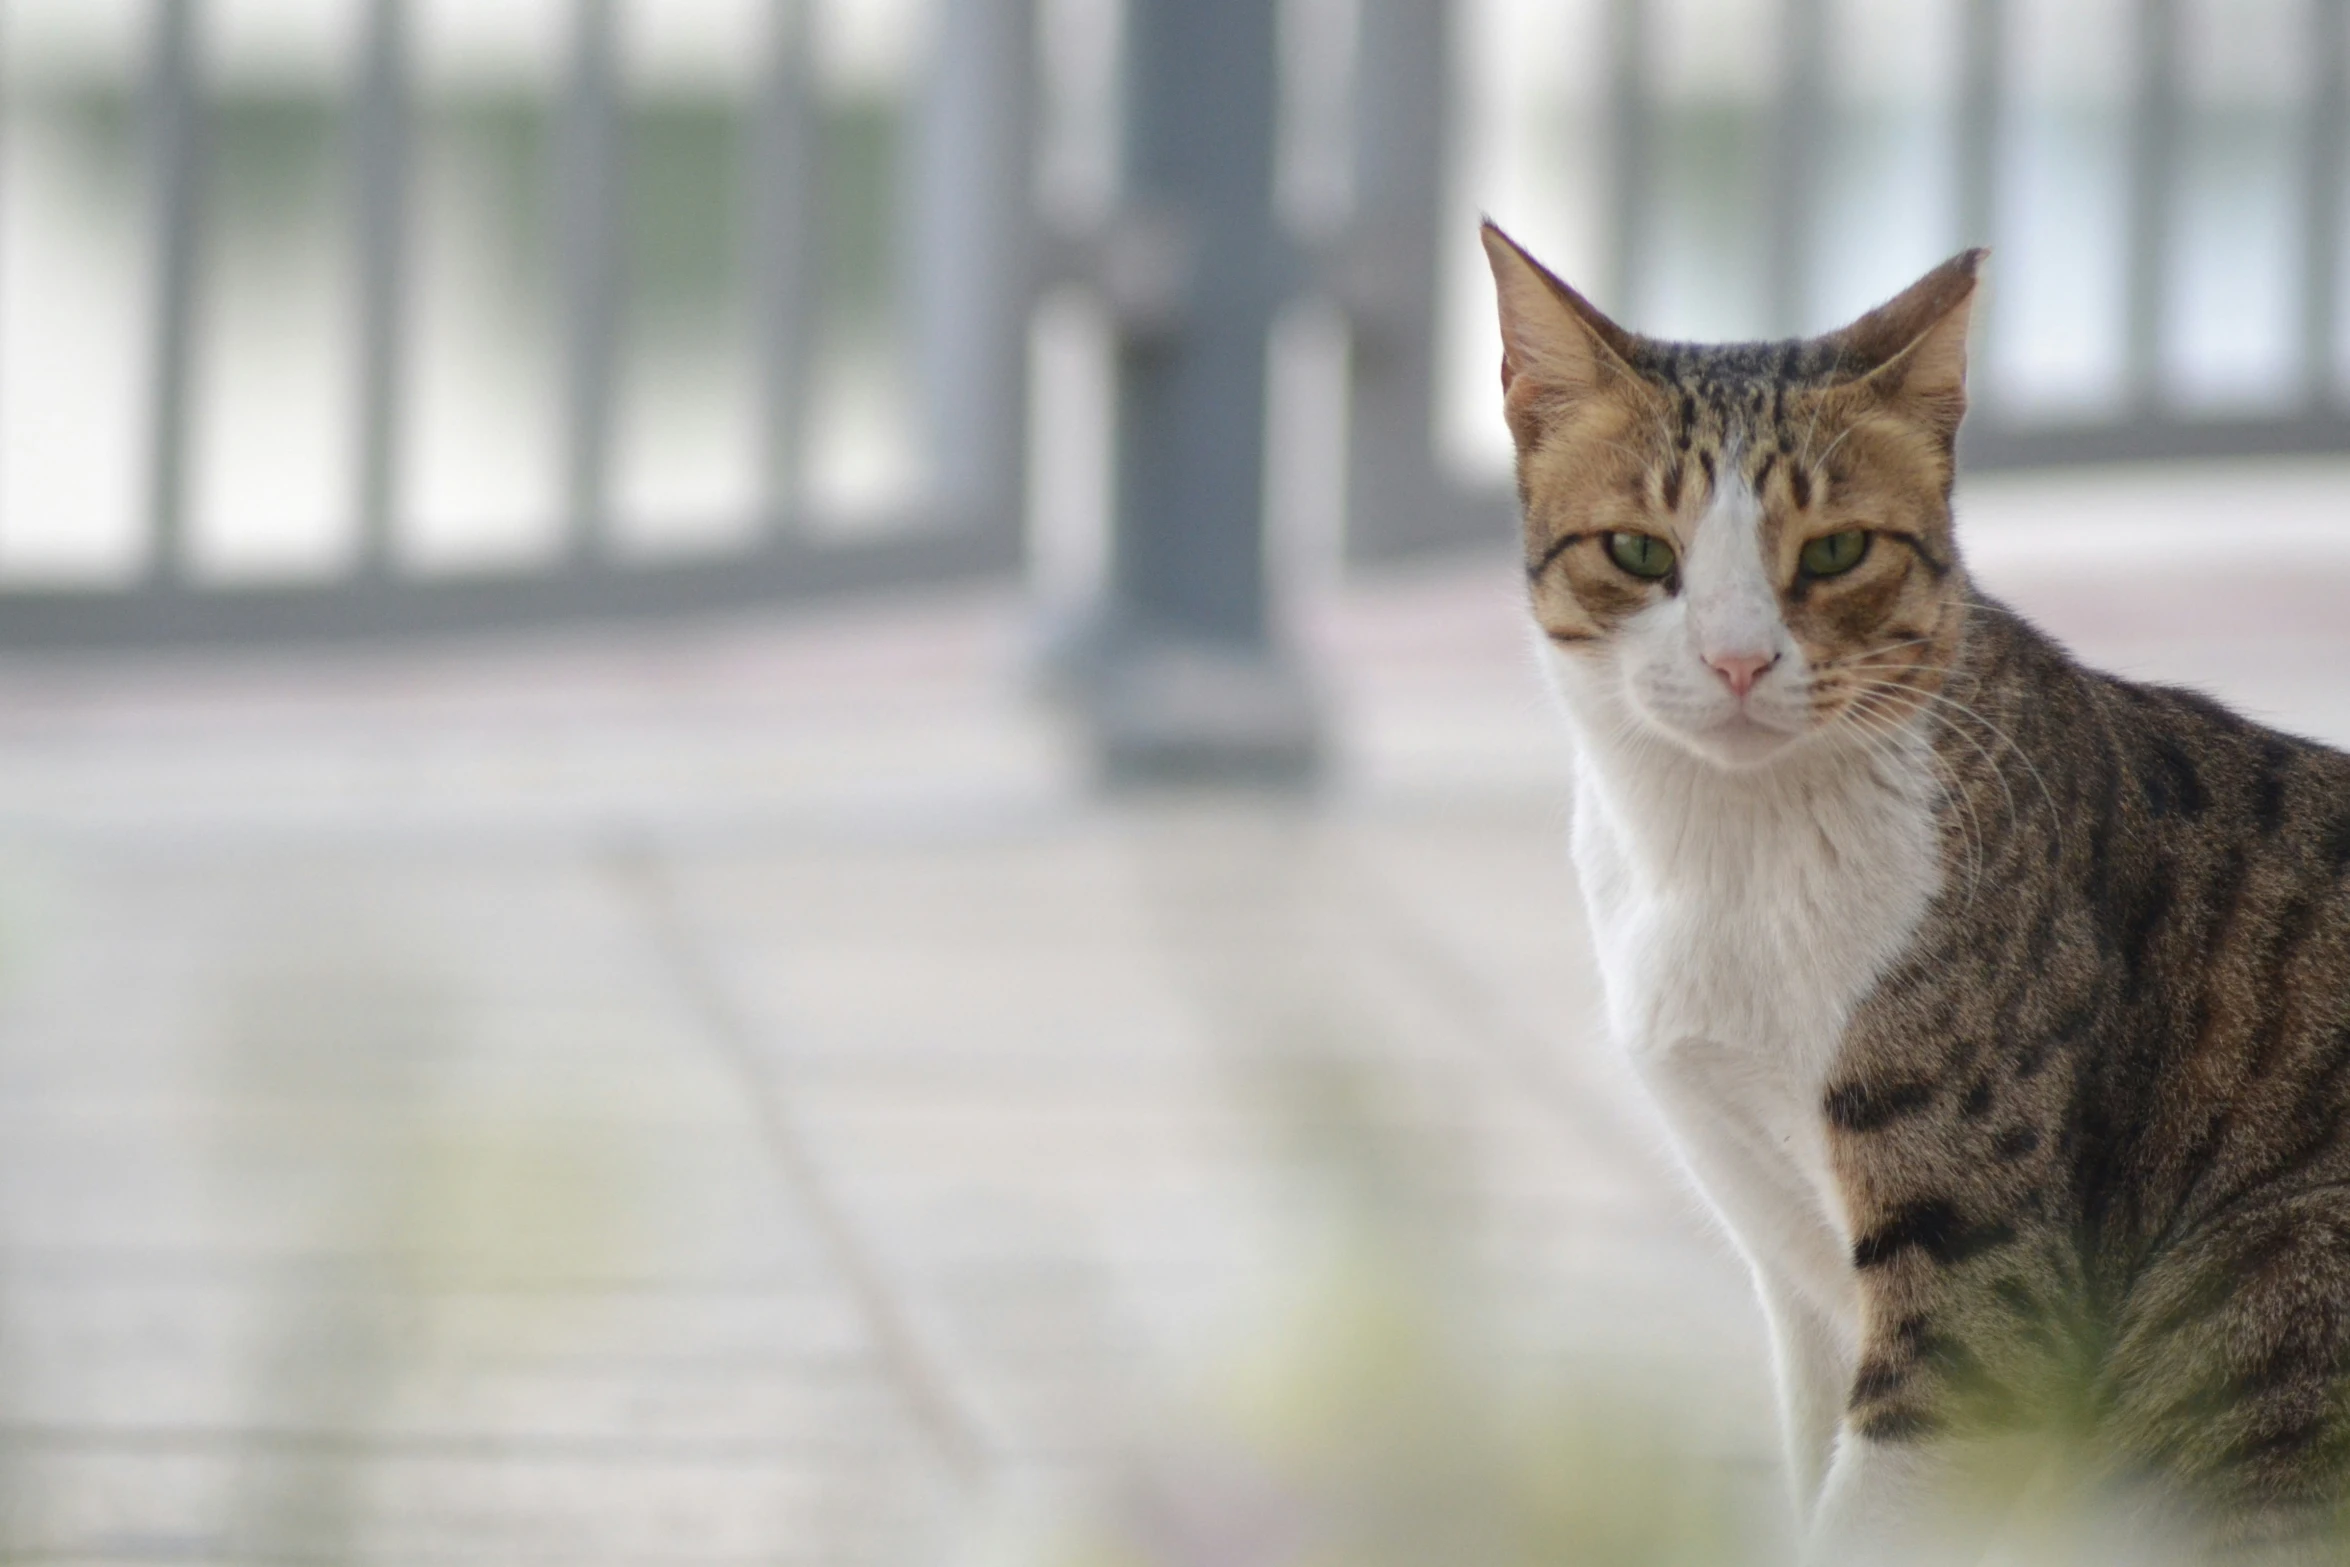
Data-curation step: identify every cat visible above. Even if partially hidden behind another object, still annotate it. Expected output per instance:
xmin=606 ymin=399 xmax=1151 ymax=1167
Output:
xmin=1483 ymin=222 xmax=2350 ymax=1565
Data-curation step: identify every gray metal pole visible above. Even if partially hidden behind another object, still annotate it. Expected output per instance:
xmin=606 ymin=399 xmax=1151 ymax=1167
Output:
xmin=354 ymin=0 xmax=409 ymax=577
xmin=912 ymin=0 xmax=1033 ymax=542
xmin=1957 ymin=0 xmax=2004 ymax=251
xmin=2305 ymin=0 xmax=2346 ymax=407
xmin=2123 ymin=0 xmax=2178 ymax=410
xmin=147 ymin=0 xmax=202 ymax=586
xmin=1606 ymin=0 xmax=1650 ymax=317
xmin=1340 ymin=0 xmax=1506 ymax=559
xmin=1952 ymin=0 xmax=2004 ymax=451
xmin=750 ymin=0 xmax=815 ymax=534
xmin=1073 ymin=0 xmax=1319 ymax=785
xmin=562 ymin=0 xmax=621 ymax=563
xmin=1769 ymin=0 xmax=1826 ymax=336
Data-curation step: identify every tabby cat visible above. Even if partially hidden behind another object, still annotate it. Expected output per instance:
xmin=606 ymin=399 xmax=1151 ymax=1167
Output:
xmin=1484 ymin=224 xmax=2350 ymax=1564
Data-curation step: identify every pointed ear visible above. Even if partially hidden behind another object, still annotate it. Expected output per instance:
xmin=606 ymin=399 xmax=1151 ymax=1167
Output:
xmin=1480 ymin=221 xmax=1647 ymax=436
xmin=1829 ymin=248 xmax=1986 ymax=441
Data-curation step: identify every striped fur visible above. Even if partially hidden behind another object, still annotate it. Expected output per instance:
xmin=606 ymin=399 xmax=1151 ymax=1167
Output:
xmin=1486 ymin=223 xmax=2350 ymax=1561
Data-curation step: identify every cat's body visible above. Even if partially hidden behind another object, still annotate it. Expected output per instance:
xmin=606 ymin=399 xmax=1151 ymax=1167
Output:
xmin=1483 ymin=226 xmax=2350 ymax=1563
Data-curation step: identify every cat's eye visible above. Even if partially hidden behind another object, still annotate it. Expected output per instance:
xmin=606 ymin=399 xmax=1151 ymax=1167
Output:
xmin=1800 ymin=529 xmax=1871 ymax=579
xmin=1607 ymin=532 xmax=1676 ymax=581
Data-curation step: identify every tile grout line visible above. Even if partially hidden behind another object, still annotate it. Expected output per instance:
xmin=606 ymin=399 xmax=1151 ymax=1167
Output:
xmin=600 ymin=837 xmax=993 ymax=1490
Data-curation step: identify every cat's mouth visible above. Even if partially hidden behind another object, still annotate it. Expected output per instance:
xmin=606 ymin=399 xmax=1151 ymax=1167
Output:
xmin=1715 ymin=714 xmax=1802 ymax=758
xmin=1665 ymin=705 xmax=1811 ymax=769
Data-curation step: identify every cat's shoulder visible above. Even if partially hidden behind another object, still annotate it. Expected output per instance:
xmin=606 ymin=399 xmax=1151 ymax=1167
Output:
xmin=1966 ymin=594 xmax=2350 ymax=809
xmin=2091 ymin=671 xmax=2350 ymax=825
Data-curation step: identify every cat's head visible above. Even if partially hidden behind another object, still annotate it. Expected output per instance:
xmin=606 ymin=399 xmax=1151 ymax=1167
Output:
xmin=1482 ymin=224 xmax=1982 ymax=771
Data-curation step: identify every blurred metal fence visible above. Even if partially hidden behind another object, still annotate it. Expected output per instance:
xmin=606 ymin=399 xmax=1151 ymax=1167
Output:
xmin=0 ymin=0 xmax=2345 ymax=644
xmin=1346 ymin=0 xmax=2350 ymax=557
xmin=0 ymin=0 xmax=1036 ymax=644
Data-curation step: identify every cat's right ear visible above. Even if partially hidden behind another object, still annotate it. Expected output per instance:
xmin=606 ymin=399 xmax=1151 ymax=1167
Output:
xmin=1480 ymin=222 xmax=1647 ymax=443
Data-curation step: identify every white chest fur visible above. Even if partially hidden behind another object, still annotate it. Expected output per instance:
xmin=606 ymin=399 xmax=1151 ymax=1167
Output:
xmin=1565 ymin=711 xmax=1945 ymax=1330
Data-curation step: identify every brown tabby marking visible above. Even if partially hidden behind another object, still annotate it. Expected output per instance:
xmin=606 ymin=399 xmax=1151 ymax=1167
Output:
xmin=1831 ymin=636 xmax=2350 ymax=1540
xmin=1489 ymin=219 xmax=2350 ymax=1550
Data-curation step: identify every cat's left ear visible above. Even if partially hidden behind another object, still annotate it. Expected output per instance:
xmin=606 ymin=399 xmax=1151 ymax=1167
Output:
xmin=1827 ymin=249 xmax=1987 ymax=443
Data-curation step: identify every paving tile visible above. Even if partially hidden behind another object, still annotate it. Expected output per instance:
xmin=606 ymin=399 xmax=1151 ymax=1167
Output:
xmin=0 ymin=477 xmax=2320 ymax=1559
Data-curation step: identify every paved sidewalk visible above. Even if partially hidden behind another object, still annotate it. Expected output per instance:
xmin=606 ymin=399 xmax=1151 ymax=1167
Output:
xmin=0 ymin=458 xmax=2337 ymax=1563
xmin=0 ymin=590 xmax=1756 ymax=1565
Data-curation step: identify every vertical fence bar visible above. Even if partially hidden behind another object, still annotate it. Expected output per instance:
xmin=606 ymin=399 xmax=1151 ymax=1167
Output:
xmin=2306 ymin=0 xmax=2346 ymax=406
xmin=561 ymin=0 xmax=621 ymax=564
xmin=1341 ymin=0 xmax=1469 ymax=558
xmin=1770 ymin=0 xmax=1826 ymax=335
xmin=1955 ymin=0 xmax=2003 ymax=429
xmin=146 ymin=0 xmax=201 ymax=585
xmin=1605 ymin=0 xmax=1649 ymax=315
xmin=751 ymin=0 xmax=814 ymax=535
xmin=911 ymin=0 xmax=1036 ymax=537
xmin=1957 ymin=0 xmax=2002 ymax=249
xmin=354 ymin=0 xmax=409 ymax=576
xmin=2123 ymin=0 xmax=2179 ymax=409
xmin=0 ymin=9 xmax=8 ymax=502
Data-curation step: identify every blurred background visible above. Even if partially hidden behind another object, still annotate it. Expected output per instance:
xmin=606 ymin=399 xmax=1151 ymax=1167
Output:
xmin=0 ymin=0 xmax=2337 ymax=1561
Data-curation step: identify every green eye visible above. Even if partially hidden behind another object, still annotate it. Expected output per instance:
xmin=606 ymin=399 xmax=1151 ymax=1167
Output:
xmin=1800 ymin=529 xmax=1871 ymax=579
xmin=1607 ymin=532 xmax=1676 ymax=581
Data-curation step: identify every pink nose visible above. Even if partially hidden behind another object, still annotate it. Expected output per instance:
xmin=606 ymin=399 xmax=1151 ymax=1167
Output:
xmin=1708 ymin=651 xmax=1777 ymax=699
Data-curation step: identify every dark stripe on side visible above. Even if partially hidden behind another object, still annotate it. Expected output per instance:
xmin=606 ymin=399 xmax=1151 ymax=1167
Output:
xmin=1853 ymin=1199 xmax=2019 ymax=1270
xmin=2142 ymin=1226 xmax=2303 ymax=1342
xmin=1849 ymin=1359 xmax=1910 ymax=1407
xmin=2254 ymin=738 xmax=2294 ymax=834
xmin=2228 ymin=1418 xmax=2336 ymax=1466
xmin=2321 ymin=813 xmax=2350 ymax=875
xmin=1993 ymin=1126 xmax=2042 ymax=1161
xmin=1857 ymin=1407 xmax=1940 ymax=1443
xmin=1991 ymin=1276 xmax=2042 ymax=1318
xmin=2120 ymin=862 xmax=2177 ymax=978
xmin=1823 ymin=1079 xmax=1935 ymax=1133
xmin=2141 ymin=737 xmax=2210 ymax=820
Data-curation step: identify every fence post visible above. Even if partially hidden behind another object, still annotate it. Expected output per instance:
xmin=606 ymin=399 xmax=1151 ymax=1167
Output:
xmin=913 ymin=0 xmax=1034 ymax=547
xmin=751 ymin=0 xmax=814 ymax=533
xmin=1957 ymin=0 xmax=2003 ymax=253
xmin=1769 ymin=0 xmax=1826 ymax=336
xmin=561 ymin=0 xmax=621 ymax=564
xmin=1069 ymin=0 xmax=1320 ymax=785
xmin=1340 ymin=0 xmax=1506 ymax=560
xmin=354 ymin=0 xmax=409 ymax=578
xmin=146 ymin=0 xmax=202 ymax=586
xmin=1606 ymin=0 xmax=1650 ymax=318
xmin=2123 ymin=0 xmax=2179 ymax=410
xmin=2306 ymin=0 xmax=2346 ymax=407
